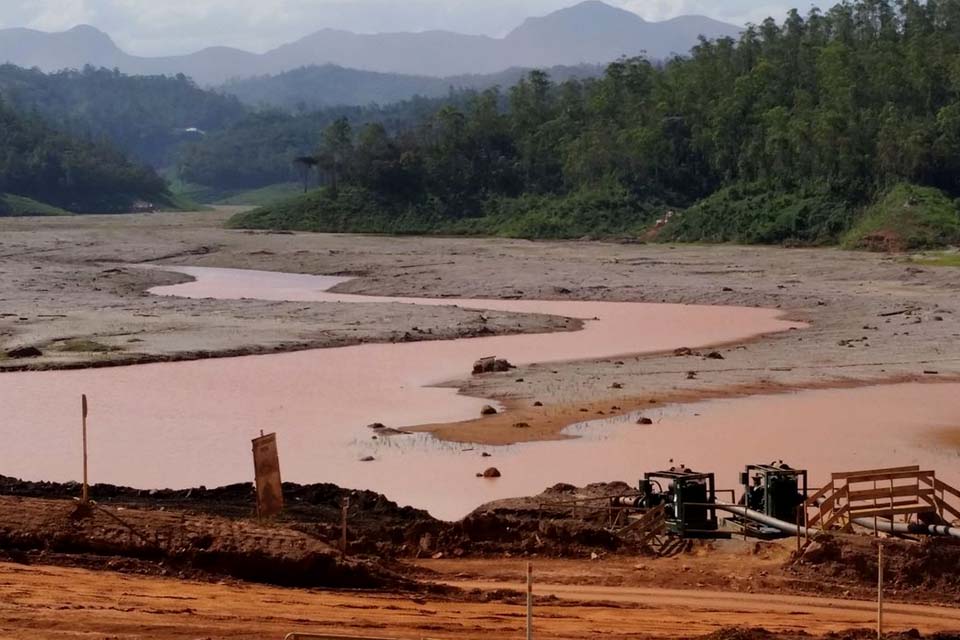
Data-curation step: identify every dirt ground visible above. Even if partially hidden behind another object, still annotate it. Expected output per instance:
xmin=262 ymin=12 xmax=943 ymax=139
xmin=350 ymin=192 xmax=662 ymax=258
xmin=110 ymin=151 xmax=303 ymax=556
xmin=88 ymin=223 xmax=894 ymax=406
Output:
xmin=2 ymin=209 xmax=959 ymax=446
xmin=2 ymin=557 xmax=960 ymax=639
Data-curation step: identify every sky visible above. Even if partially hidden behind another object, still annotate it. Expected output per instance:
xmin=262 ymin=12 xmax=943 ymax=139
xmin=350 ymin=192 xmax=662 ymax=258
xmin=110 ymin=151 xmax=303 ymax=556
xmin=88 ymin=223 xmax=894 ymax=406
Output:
xmin=1 ymin=1 xmax=814 ymax=56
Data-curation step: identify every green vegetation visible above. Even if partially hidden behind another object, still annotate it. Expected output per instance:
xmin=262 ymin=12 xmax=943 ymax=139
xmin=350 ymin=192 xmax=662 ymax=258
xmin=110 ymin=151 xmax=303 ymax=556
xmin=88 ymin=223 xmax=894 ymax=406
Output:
xmin=0 ymin=65 xmax=245 ymax=167
xmin=230 ymin=1 xmax=960 ymax=248
xmin=0 ymin=194 xmax=69 ymax=216
xmin=913 ymin=251 xmax=960 ymax=267
xmin=217 ymin=183 xmax=304 ymax=206
xmin=228 ymin=184 xmax=663 ymax=239
xmin=0 ymin=98 xmax=170 ymax=213
xmin=843 ymin=184 xmax=960 ymax=251
xmin=659 ymin=184 xmax=851 ymax=245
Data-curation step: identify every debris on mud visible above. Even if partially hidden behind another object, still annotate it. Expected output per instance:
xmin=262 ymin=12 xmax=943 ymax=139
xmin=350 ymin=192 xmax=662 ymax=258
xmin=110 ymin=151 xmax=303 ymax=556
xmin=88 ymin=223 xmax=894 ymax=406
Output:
xmin=6 ymin=346 xmax=42 ymax=359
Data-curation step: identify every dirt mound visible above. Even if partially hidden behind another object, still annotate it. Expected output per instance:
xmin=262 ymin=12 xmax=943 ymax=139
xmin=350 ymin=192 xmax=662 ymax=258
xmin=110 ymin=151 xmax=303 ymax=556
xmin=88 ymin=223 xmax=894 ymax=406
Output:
xmin=0 ymin=475 xmax=432 ymax=530
xmin=793 ymin=534 xmax=960 ymax=603
xmin=0 ymin=495 xmax=405 ymax=589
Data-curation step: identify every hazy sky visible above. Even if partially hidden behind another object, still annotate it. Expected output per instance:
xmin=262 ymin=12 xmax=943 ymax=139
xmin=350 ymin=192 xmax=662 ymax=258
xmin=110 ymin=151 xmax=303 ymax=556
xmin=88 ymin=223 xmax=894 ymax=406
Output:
xmin=3 ymin=1 xmax=815 ymax=56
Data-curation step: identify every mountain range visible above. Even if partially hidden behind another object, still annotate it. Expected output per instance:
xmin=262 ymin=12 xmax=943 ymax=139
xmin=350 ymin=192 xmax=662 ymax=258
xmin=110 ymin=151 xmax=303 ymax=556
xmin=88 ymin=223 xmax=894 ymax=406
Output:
xmin=0 ymin=1 xmax=742 ymax=85
xmin=222 ymin=63 xmax=606 ymax=110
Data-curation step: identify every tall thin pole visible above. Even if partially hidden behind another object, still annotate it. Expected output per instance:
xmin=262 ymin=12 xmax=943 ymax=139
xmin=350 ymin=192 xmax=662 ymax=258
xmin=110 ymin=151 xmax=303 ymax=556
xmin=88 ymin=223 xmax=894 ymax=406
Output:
xmin=877 ymin=541 xmax=884 ymax=639
xmin=526 ymin=562 xmax=533 ymax=640
xmin=81 ymin=394 xmax=89 ymax=504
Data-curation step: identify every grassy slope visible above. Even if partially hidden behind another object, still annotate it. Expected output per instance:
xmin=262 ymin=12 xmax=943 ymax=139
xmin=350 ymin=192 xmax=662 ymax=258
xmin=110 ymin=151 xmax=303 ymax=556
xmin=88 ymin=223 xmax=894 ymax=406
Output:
xmin=227 ymin=185 xmax=664 ymax=239
xmin=0 ymin=194 xmax=70 ymax=216
xmin=657 ymin=183 xmax=851 ymax=245
xmin=227 ymin=180 xmax=960 ymax=251
xmin=842 ymin=183 xmax=960 ymax=252
xmin=217 ymin=183 xmax=303 ymax=206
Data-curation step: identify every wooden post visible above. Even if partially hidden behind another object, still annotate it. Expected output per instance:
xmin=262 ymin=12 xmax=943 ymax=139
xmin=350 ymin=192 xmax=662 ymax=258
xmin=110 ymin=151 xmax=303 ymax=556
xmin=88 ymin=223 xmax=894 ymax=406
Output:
xmin=341 ymin=496 xmax=350 ymax=559
xmin=81 ymin=394 xmax=89 ymax=504
xmin=877 ymin=541 xmax=884 ymax=639
xmin=526 ymin=562 xmax=533 ymax=640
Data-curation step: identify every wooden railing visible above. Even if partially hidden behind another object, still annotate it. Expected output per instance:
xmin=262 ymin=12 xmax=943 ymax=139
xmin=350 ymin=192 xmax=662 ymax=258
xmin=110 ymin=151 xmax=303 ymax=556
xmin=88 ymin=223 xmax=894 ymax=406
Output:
xmin=805 ymin=465 xmax=960 ymax=532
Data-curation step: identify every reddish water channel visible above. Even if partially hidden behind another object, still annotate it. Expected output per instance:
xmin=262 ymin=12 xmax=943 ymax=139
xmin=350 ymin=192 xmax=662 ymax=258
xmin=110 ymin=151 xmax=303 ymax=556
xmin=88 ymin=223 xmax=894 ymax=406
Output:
xmin=2 ymin=267 xmax=956 ymax=520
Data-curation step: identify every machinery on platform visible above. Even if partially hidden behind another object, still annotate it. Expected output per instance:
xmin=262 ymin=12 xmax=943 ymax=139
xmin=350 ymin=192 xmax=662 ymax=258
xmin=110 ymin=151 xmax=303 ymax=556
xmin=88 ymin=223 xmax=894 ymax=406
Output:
xmin=621 ymin=467 xmax=718 ymax=536
xmin=729 ymin=462 xmax=808 ymax=538
xmin=607 ymin=462 xmax=960 ymax=545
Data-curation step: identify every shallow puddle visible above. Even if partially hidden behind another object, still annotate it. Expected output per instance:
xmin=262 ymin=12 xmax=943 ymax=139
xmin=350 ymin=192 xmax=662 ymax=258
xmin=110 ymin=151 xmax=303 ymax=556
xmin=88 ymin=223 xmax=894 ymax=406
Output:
xmin=3 ymin=267 xmax=955 ymax=521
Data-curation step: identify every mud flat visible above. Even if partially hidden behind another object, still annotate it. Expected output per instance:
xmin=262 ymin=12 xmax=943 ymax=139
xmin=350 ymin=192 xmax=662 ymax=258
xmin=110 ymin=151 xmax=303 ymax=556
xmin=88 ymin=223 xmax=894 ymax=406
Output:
xmin=1 ymin=212 xmax=960 ymax=517
xmin=0 ymin=266 xmax=799 ymax=519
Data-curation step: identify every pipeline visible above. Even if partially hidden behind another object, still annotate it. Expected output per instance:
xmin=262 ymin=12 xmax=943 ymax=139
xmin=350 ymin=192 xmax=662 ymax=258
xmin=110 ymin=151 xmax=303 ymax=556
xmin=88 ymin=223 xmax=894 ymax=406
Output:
xmin=852 ymin=518 xmax=960 ymax=539
xmin=715 ymin=503 xmax=960 ymax=540
xmin=714 ymin=503 xmax=815 ymax=538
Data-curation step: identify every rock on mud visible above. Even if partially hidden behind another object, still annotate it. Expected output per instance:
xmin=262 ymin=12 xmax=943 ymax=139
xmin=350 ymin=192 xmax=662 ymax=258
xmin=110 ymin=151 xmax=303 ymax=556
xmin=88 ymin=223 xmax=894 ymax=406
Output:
xmin=472 ymin=356 xmax=515 ymax=375
xmin=481 ymin=405 xmax=498 ymax=416
xmin=478 ymin=467 xmax=502 ymax=478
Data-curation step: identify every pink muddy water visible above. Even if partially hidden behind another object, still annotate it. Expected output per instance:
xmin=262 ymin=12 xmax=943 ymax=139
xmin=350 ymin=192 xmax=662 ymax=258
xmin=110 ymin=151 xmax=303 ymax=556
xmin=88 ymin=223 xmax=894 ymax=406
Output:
xmin=0 ymin=267 xmax=957 ymax=520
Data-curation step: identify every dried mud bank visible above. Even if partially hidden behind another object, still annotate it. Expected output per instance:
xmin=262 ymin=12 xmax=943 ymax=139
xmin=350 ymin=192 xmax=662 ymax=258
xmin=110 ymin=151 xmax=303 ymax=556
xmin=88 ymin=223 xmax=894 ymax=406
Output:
xmin=1 ymin=211 xmax=959 ymax=445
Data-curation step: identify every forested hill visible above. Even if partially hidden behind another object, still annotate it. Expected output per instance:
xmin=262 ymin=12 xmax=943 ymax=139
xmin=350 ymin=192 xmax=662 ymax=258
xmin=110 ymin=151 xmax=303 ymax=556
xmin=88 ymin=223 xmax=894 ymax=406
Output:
xmin=0 ymin=99 xmax=170 ymax=214
xmin=0 ymin=65 xmax=246 ymax=167
xmin=232 ymin=0 xmax=960 ymax=249
xmin=220 ymin=64 xmax=603 ymax=110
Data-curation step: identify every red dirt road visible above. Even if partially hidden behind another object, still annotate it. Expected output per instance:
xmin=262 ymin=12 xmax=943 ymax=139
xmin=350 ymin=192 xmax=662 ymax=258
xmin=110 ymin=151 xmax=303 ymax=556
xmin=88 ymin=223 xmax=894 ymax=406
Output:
xmin=1 ymin=563 xmax=959 ymax=640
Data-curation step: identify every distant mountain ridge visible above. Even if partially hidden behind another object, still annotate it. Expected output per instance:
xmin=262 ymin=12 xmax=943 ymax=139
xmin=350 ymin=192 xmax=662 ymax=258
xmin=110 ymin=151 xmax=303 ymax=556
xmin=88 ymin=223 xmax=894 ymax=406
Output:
xmin=0 ymin=2 xmax=741 ymax=85
xmin=222 ymin=63 xmax=606 ymax=109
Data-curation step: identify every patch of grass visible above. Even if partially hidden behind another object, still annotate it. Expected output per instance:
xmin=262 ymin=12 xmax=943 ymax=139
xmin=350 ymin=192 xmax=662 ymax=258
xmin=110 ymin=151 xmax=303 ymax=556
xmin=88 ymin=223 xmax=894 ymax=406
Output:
xmin=0 ymin=194 xmax=71 ymax=217
xmin=843 ymin=183 xmax=960 ymax=252
xmin=217 ymin=183 xmax=303 ymax=207
xmin=912 ymin=251 xmax=960 ymax=267
xmin=166 ymin=178 xmax=237 ymax=205
xmin=57 ymin=339 xmax=122 ymax=353
xmin=658 ymin=182 xmax=852 ymax=245
xmin=153 ymin=190 xmax=211 ymax=212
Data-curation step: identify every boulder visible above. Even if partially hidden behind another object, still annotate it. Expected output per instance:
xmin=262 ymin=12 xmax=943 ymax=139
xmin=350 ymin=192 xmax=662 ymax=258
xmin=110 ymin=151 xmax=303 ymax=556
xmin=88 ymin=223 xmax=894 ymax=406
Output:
xmin=637 ymin=417 xmax=654 ymax=425
xmin=481 ymin=467 xmax=502 ymax=478
xmin=472 ymin=356 xmax=515 ymax=375
xmin=481 ymin=405 xmax=498 ymax=416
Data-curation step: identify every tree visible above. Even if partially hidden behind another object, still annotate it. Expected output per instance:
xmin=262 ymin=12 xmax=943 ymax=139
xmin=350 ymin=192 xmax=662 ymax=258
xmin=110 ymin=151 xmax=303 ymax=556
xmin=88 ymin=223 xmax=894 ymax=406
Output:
xmin=293 ymin=155 xmax=319 ymax=193
xmin=319 ymin=117 xmax=353 ymax=196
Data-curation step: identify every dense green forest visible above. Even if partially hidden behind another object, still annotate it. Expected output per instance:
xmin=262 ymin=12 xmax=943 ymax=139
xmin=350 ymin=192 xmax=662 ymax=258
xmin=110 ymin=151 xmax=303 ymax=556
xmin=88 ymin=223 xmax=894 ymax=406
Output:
xmin=0 ymin=65 xmax=246 ymax=167
xmin=177 ymin=93 xmax=476 ymax=190
xmin=0 ymin=98 xmax=170 ymax=213
xmin=233 ymin=0 xmax=960 ymax=248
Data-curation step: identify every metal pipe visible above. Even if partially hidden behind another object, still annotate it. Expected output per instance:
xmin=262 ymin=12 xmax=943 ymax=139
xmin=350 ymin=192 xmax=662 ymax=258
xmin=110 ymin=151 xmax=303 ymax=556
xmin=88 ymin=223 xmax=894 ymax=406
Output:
xmin=717 ymin=502 xmax=960 ymax=540
xmin=714 ymin=503 xmax=816 ymax=537
xmin=852 ymin=518 xmax=960 ymax=539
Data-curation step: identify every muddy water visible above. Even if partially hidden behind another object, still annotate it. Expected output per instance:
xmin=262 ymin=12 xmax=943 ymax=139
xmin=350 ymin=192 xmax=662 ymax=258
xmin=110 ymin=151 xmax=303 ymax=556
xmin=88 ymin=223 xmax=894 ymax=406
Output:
xmin=3 ymin=267 xmax=954 ymax=521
